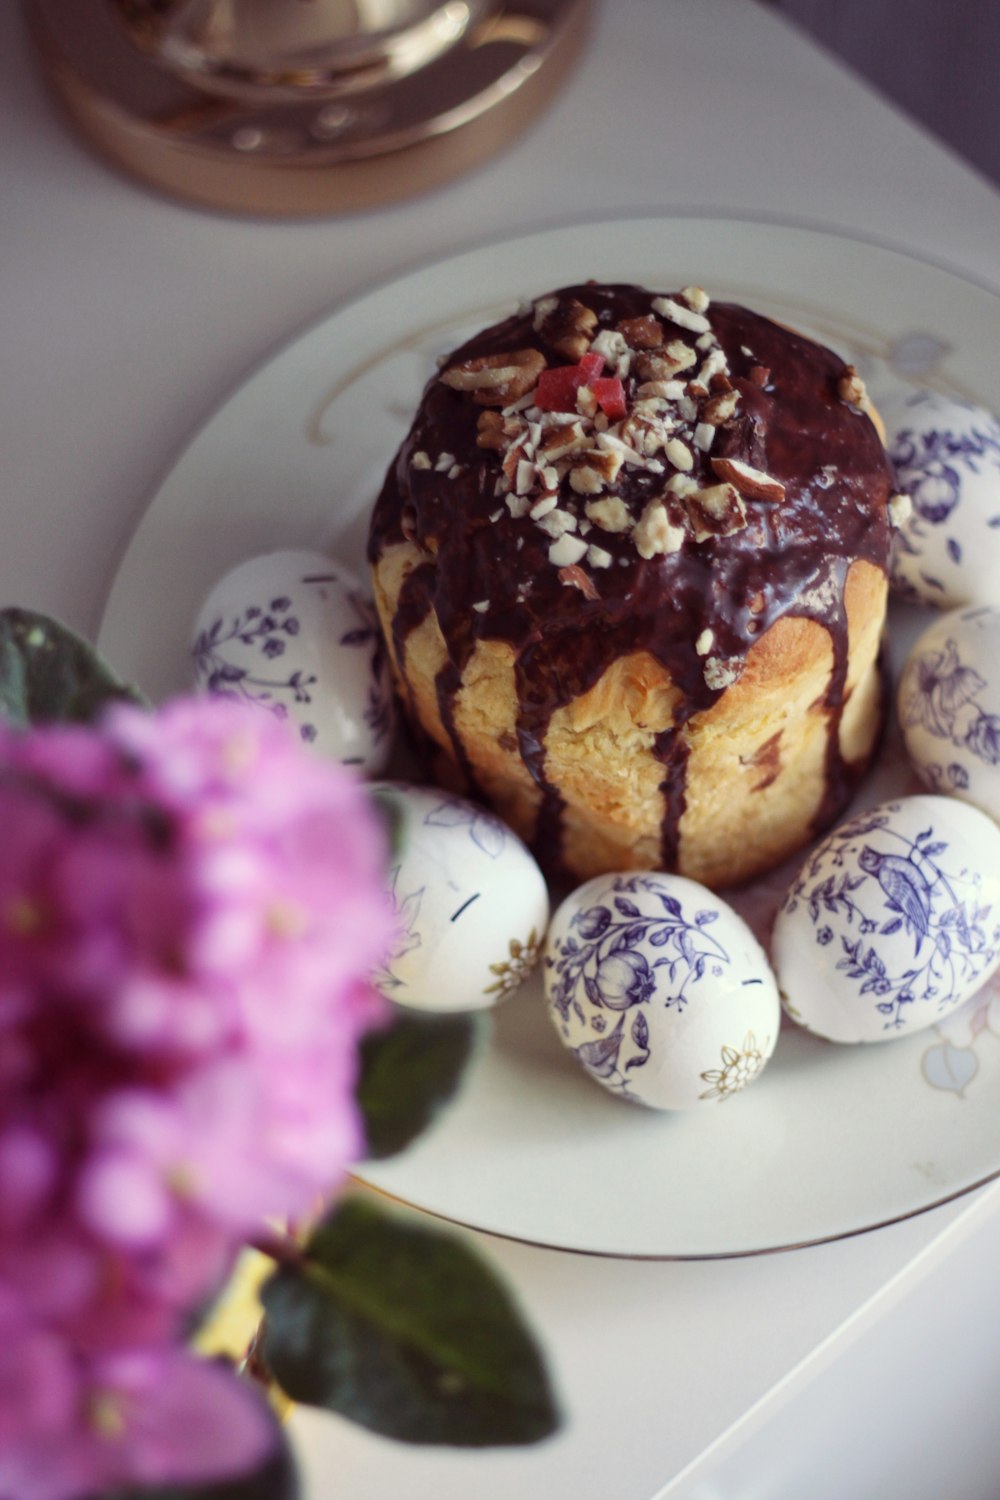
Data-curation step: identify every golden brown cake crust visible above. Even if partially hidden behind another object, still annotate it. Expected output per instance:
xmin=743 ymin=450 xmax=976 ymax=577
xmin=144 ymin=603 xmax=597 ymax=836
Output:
xmin=368 ymin=283 xmax=896 ymax=886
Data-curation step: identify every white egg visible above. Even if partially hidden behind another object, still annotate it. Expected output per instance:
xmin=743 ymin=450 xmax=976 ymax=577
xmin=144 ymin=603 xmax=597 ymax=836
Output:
xmin=544 ymin=872 xmax=780 ymax=1111
xmin=772 ymin=795 xmax=1000 ymax=1045
xmin=191 ymin=549 xmax=394 ymax=773
xmin=898 ymin=605 xmax=1000 ymax=822
xmin=883 ymin=389 xmax=1000 ymax=608
xmin=370 ymin=783 xmax=550 ymax=1013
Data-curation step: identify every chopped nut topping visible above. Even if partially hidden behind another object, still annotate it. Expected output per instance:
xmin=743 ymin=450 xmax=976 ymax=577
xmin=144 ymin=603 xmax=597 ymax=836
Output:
xmin=587 ymin=544 xmax=613 ymax=568
xmin=694 ymin=422 xmax=715 ymax=453
xmin=567 ymin=464 xmax=606 ymax=496
xmin=538 ymin=420 xmax=587 ymax=461
xmin=617 ymin=314 xmax=664 ymax=349
xmin=548 ymin=533 xmax=589 ymax=567
xmin=704 ymin=655 xmax=743 ymax=691
xmin=476 ymin=411 xmax=505 ymax=450
xmin=536 ymin=507 xmax=577 ymax=538
xmin=558 ymin=563 xmax=599 ymax=599
xmin=711 ymin=456 xmax=786 ymax=502
xmin=506 ymin=493 xmax=530 ymax=518
xmin=888 ymin=492 xmax=913 ymax=527
xmin=664 ymin=437 xmax=694 ymax=473
xmin=633 ymin=499 xmax=686 ymax=559
xmin=651 ymin=295 xmax=711 ymax=335
xmin=703 ymin=389 xmax=740 ymax=425
xmin=695 ymin=628 xmax=714 ymax=656
xmin=666 ymin=472 xmax=699 ymax=498
xmin=411 ymin=450 xmax=432 ymax=469
xmin=637 ymin=341 xmax=697 ymax=381
xmin=440 ymin=347 xmax=546 ymax=406
xmin=749 ymin=364 xmax=770 ymax=387
xmin=530 ymin=494 xmax=558 ymax=519
xmin=472 ymin=600 xmax=489 ymax=613
xmin=534 ymin=296 xmax=598 ymax=360
xmin=680 ymin=285 xmax=710 ymax=314
xmin=837 ymin=364 xmax=869 ymax=410
xmin=576 ymin=385 xmax=598 ymax=419
xmin=589 ymin=328 xmax=631 ymax=376
xmin=585 ymin=496 xmax=632 ymax=532
xmin=684 ymin=482 xmax=747 ymax=540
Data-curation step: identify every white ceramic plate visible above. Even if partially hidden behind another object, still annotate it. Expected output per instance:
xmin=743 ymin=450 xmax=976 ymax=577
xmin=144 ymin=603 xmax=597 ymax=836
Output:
xmin=99 ymin=215 xmax=1000 ymax=1258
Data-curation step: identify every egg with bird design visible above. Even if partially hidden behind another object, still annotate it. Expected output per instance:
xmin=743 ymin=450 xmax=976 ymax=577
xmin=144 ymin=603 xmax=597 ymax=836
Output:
xmin=544 ymin=872 xmax=780 ymax=1110
xmin=772 ymin=795 xmax=1000 ymax=1044
xmin=898 ymin=604 xmax=1000 ymax=823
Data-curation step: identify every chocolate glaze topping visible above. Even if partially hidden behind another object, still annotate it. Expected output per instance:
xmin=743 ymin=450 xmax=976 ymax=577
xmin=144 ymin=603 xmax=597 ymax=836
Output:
xmin=368 ymin=283 xmax=896 ymax=875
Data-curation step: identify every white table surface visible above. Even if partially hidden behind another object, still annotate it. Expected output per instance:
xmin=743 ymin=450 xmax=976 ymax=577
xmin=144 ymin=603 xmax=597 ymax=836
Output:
xmin=4 ymin=1 xmax=1000 ymax=1496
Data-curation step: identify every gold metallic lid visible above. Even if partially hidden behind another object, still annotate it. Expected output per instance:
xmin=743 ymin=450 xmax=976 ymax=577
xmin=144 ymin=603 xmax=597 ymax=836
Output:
xmin=25 ymin=0 xmax=589 ymax=216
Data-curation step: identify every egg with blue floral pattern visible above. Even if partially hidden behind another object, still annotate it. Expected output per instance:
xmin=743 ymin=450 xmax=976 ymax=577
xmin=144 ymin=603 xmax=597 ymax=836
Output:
xmin=898 ymin=605 xmax=1000 ymax=823
xmin=772 ymin=795 xmax=1000 ymax=1044
xmin=883 ymin=390 xmax=1000 ymax=609
xmin=370 ymin=783 xmax=550 ymax=1013
xmin=191 ymin=549 xmax=395 ymax=773
xmin=544 ymin=872 xmax=780 ymax=1111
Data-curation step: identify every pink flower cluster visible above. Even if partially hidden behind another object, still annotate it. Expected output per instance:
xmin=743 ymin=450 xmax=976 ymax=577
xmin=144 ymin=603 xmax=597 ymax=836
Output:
xmin=0 ymin=698 xmax=394 ymax=1500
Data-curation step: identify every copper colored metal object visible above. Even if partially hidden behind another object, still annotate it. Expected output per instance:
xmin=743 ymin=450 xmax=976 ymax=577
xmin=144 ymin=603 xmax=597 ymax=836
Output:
xmin=25 ymin=0 xmax=589 ymax=215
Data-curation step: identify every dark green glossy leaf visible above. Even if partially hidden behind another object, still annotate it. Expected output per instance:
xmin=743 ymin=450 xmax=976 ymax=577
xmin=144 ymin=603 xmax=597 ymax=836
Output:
xmin=260 ymin=1195 xmax=559 ymax=1447
xmin=0 ymin=607 xmax=145 ymax=728
xmin=95 ymin=1404 xmax=298 ymax=1500
xmin=356 ymin=1009 xmax=481 ymax=1159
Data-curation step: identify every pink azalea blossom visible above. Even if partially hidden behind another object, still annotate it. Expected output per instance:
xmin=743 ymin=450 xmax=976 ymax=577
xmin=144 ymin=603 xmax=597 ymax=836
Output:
xmin=0 ymin=697 xmax=395 ymax=1498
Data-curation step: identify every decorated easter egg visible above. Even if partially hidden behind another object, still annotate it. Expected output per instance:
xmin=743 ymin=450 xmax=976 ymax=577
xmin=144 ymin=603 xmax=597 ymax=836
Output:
xmin=898 ymin=605 xmax=1000 ymax=822
xmin=544 ymin=872 xmax=780 ymax=1110
xmin=772 ymin=795 xmax=1000 ymax=1044
xmin=371 ymin=783 xmax=549 ymax=1013
xmin=883 ymin=390 xmax=1000 ymax=608
xmin=191 ymin=549 xmax=394 ymax=773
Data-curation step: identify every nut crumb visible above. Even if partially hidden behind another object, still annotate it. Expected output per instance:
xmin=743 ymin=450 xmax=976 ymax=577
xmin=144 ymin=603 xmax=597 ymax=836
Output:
xmin=633 ymin=499 xmax=686 ymax=559
xmin=548 ymin=532 xmax=588 ymax=567
xmin=704 ymin=655 xmax=743 ymax=691
xmin=587 ymin=544 xmax=613 ymax=568
xmin=535 ymin=296 xmax=598 ymax=360
xmin=837 ymin=364 xmax=869 ymax=410
xmin=652 ymin=295 xmax=711 ymax=335
xmin=664 ymin=437 xmax=694 ymax=473
xmin=585 ymin=496 xmax=632 ymax=532
xmin=888 ymin=492 xmax=913 ymax=527
xmin=695 ymin=628 xmax=714 ymax=656
xmin=684 ymin=482 xmax=747 ymax=539
xmin=411 ymin=450 xmax=431 ymax=469
xmin=558 ymin=563 xmax=599 ymax=599
xmin=711 ymin=456 xmax=785 ymax=503
xmin=440 ymin=348 xmax=546 ymax=406
xmin=680 ymin=285 xmax=710 ymax=314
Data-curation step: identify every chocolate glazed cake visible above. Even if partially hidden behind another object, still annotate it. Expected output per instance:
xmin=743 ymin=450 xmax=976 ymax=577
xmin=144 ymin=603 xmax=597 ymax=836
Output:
xmin=368 ymin=283 xmax=903 ymax=887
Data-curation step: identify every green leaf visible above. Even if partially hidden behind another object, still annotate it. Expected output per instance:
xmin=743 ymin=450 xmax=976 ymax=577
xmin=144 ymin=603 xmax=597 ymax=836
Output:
xmin=0 ymin=607 xmax=145 ymax=728
xmin=96 ymin=1406 xmax=299 ymax=1500
xmin=260 ymin=1195 xmax=559 ymax=1447
xmin=356 ymin=1009 xmax=482 ymax=1159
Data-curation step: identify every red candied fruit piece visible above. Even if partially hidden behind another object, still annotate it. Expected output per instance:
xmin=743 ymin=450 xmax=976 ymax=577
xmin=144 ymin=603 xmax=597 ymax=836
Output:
xmin=590 ymin=377 xmax=627 ymax=420
xmin=535 ymin=351 xmax=605 ymax=411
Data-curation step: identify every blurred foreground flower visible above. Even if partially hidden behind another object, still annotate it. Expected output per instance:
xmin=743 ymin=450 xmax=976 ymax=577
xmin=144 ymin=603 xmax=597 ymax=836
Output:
xmin=0 ymin=607 xmax=559 ymax=1500
xmin=0 ymin=697 xmax=393 ymax=1500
